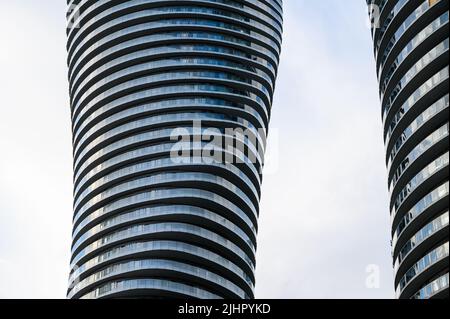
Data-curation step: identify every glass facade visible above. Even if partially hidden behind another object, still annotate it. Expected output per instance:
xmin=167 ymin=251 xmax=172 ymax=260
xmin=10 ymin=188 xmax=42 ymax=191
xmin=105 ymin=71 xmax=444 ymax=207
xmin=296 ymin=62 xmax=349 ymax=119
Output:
xmin=367 ymin=0 xmax=449 ymax=299
xmin=66 ymin=0 xmax=282 ymax=299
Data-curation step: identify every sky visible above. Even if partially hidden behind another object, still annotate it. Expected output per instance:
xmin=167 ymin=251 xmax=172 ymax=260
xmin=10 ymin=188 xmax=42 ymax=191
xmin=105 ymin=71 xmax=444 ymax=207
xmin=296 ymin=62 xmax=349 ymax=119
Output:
xmin=0 ymin=0 xmax=394 ymax=299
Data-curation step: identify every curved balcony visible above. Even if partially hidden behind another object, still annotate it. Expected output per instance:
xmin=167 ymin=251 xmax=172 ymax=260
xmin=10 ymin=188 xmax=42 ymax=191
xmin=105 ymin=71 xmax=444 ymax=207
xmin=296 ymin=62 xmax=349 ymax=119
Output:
xmin=396 ymin=242 xmax=449 ymax=298
xmin=66 ymin=0 xmax=282 ymax=299
xmin=369 ymin=0 xmax=448 ymax=300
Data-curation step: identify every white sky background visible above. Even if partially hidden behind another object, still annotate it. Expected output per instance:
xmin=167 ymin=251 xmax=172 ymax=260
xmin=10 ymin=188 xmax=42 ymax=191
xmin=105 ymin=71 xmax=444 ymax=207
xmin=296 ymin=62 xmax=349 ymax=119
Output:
xmin=0 ymin=0 xmax=394 ymax=298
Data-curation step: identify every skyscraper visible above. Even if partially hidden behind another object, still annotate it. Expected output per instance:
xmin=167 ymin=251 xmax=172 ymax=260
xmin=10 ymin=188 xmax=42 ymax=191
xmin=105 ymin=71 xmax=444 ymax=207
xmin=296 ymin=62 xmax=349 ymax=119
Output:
xmin=66 ymin=0 xmax=282 ymax=299
xmin=367 ymin=0 xmax=449 ymax=299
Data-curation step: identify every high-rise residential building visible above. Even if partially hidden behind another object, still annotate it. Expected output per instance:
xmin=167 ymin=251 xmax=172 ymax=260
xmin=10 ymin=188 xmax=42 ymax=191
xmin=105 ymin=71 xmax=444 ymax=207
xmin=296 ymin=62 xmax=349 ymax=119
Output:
xmin=367 ymin=0 xmax=449 ymax=299
xmin=65 ymin=0 xmax=282 ymax=299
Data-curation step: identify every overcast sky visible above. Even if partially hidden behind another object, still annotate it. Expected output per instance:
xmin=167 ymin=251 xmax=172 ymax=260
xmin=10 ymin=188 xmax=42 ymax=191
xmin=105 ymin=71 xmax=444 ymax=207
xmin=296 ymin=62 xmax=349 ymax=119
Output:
xmin=0 ymin=0 xmax=394 ymax=299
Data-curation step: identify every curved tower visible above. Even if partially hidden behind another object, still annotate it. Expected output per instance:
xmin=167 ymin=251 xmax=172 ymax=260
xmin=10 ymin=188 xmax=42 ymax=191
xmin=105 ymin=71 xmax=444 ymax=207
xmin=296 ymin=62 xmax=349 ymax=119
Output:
xmin=66 ymin=0 xmax=282 ymax=299
xmin=367 ymin=0 xmax=449 ymax=299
